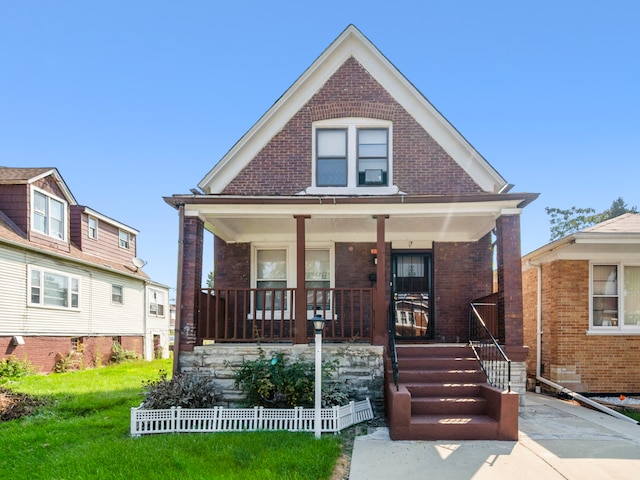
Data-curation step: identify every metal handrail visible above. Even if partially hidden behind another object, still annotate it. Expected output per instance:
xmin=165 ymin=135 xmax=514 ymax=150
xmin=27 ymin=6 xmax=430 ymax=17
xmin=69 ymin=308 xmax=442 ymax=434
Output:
xmin=388 ymin=301 xmax=399 ymax=391
xmin=469 ymin=302 xmax=511 ymax=392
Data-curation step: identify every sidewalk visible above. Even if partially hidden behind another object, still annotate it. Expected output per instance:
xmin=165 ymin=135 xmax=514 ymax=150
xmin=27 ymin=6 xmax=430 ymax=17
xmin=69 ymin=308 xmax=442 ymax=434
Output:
xmin=349 ymin=392 xmax=640 ymax=479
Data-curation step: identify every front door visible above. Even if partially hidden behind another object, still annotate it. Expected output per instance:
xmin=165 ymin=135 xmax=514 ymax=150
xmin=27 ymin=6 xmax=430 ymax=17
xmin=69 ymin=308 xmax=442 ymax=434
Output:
xmin=392 ymin=252 xmax=434 ymax=340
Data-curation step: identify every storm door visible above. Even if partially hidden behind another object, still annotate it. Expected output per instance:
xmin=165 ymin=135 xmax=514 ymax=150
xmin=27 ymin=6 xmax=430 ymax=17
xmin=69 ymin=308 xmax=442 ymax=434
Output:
xmin=392 ymin=252 xmax=433 ymax=340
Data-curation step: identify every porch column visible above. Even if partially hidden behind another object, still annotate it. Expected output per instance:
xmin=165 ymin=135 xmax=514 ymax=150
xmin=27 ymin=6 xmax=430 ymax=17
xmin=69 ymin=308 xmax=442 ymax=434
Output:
xmin=173 ymin=208 xmax=204 ymax=372
xmin=294 ymin=215 xmax=310 ymax=344
xmin=496 ymin=214 xmax=527 ymax=361
xmin=373 ymin=215 xmax=389 ymax=345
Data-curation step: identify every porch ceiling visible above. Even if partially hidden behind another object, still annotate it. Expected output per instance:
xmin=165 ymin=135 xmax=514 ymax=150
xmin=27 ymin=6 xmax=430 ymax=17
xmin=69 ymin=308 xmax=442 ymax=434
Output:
xmin=171 ymin=194 xmax=535 ymax=244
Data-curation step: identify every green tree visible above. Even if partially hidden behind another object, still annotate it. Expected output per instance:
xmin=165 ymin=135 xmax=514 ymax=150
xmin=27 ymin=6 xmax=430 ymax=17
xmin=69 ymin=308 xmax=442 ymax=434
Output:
xmin=205 ymin=271 xmax=214 ymax=288
xmin=546 ymin=197 xmax=637 ymax=241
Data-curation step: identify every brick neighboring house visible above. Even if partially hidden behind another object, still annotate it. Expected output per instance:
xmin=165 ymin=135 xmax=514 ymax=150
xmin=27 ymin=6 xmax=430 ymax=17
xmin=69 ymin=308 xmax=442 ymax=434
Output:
xmin=165 ymin=25 xmax=538 ymax=440
xmin=0 ymin=167 xmax=170 ymax=372
xmin=523 ymin=213 xmax=640 ymax=394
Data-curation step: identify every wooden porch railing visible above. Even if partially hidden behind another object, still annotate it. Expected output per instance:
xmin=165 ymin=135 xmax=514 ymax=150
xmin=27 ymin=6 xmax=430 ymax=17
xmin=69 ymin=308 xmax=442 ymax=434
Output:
xmin=197 ymin=288 xmax=374 ymax=343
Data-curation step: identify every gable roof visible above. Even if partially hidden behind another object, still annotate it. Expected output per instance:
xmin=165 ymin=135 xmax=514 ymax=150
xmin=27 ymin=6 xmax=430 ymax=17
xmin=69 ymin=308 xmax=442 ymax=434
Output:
xmin=523 ymin=213 xmax=640 ymax=264
xmin=0 ymin=166 xmax=77 ymax=204
xmin=198 ymin=24 xmax=508 ymax=195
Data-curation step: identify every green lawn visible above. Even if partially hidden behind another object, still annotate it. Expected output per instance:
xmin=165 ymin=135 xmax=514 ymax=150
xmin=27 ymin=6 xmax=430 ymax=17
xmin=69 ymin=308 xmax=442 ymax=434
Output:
xmin=0 ymin=359 xmax=342 ymax=479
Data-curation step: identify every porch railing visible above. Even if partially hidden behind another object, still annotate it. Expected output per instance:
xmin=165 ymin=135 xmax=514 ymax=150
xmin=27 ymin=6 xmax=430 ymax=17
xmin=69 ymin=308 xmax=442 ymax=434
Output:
xmin=197 ymin=288 xmax=374 ymax=343
xmin=469 ymin=300 xmax=511 ymax=392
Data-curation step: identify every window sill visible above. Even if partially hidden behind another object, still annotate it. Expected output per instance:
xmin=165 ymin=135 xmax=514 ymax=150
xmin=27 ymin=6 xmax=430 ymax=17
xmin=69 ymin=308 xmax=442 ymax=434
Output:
xmin=586 ymin=329 xmax=640 ymax=336
xmin=301 ymin=185 xmax=400 ymax=196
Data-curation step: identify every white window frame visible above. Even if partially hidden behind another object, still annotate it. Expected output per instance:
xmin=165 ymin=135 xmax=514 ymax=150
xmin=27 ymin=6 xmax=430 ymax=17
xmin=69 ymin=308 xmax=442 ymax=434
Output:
xmin=149 ymin=289 xmax=166 ymax=317
xmin=28 ymin=265 xmax=81 ymax=311
xmin=118 ymin=229 xmax=130 ymax=249
xmin=588 ymin=262 xmax=640 ymax=334
xmin=31 ymin=187 xmax=67 ymax=241
xmin=307 ymin=118 xmax=397 ymax=195
xmin=112 ymin=284 xmax=124 ymax=305
xmin=88 ymin=216 xmax=98 ymax=240
xmin=250 ymin=243 xmax=334 ymax=320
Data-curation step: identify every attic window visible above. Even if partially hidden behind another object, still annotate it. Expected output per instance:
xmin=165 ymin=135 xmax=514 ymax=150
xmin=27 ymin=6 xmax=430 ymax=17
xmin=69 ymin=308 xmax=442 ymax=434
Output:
xmin=32 ymin=189 xmax=66 ymax=241
xmin=312 ymin=118 xmax=393 ymax=192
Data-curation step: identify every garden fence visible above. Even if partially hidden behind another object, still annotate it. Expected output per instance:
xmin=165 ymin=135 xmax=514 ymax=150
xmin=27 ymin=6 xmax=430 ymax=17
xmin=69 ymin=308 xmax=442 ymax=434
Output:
xmin=131 ymin=398 xmax=373 ymax=436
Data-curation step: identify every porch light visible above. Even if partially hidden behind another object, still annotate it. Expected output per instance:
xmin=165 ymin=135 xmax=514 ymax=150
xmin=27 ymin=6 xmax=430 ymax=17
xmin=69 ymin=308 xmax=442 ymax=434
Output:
xmin=310 ymin=314 xmax=325 ymax=439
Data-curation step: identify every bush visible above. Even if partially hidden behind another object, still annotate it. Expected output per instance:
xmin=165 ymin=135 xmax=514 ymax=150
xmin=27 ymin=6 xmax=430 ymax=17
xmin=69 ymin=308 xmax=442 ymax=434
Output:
xmin=110 ymin=342 xmax=139 ymax=364
xmin=231 ymin=350 xmax=354 ymax=408
xmin=140 ymin=370 xmax=216 ymax=409
xmin=0 ymin=356 xmax=34 ymax=381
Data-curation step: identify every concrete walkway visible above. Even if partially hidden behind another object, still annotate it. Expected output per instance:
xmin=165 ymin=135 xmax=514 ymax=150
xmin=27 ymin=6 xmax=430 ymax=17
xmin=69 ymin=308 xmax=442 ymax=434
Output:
xmin=349 ymin=392 xmax=640 ymax=479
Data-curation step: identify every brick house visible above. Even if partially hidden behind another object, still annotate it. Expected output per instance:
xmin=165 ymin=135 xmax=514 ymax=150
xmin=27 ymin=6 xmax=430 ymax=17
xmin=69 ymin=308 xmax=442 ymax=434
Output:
xmin=0 ymin=167 xmax=170 ymax=372
xmin=523 ymin=213 xmax=640 ymax=393
xmin=165 ymin=25 xmax=537 ymax=440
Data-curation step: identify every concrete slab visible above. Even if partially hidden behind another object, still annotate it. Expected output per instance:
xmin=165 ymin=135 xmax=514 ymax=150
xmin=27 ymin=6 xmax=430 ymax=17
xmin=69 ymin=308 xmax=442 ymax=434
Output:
xmin=349 ymin=392 xmax=640 ymax=480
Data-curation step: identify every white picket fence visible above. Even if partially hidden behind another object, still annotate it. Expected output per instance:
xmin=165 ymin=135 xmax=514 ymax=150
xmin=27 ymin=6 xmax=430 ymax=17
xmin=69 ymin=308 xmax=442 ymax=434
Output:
xmin=130 ymin=398 xmax=373 ymax=436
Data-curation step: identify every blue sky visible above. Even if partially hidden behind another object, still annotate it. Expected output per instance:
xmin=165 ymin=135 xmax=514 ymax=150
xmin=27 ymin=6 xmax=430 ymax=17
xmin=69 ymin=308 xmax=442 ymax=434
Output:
xmin=2 ymin=1 xmax=639 ymax=298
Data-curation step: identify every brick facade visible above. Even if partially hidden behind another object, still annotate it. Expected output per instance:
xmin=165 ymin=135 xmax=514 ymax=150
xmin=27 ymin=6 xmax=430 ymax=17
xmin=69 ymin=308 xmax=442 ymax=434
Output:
xmin=1 ymin=335 xmax=143 ymax=373
xmin=222 ymin=57 xmax=482 ymax=197
xmin=523 ymin=259 xmax=640 ymax=393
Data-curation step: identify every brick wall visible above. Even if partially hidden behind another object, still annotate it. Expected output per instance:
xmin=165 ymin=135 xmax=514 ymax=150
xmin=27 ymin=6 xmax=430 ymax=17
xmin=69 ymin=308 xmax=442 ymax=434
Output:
xmin=222 ymin=57 xmax=482 ymax=196
xmin=213 ymin=236 xmax=250 ymax=288
xmin=1 ymin=335 xmax=143 ymax=373
xmin=523 ymin=259 xmax=640 ymax=393
xmin=433 ymin=235 xmax=493 ymax=342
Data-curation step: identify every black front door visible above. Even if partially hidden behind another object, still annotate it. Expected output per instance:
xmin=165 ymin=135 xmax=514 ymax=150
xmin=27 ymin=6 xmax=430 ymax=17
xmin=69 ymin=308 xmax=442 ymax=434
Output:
xmin=392 ymin=252 xmax=433 ymax=340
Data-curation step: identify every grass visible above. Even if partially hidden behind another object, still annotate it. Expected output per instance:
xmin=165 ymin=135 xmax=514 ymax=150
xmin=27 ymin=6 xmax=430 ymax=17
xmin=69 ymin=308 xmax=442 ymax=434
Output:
xmin=0 ymin=359 xmax=343 ymax=479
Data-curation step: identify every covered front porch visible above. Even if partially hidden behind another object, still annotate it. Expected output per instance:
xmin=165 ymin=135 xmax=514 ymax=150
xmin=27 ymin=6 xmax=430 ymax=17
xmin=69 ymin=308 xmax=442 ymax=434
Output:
xmin=166 ymin=192 xmax=535 ymax=360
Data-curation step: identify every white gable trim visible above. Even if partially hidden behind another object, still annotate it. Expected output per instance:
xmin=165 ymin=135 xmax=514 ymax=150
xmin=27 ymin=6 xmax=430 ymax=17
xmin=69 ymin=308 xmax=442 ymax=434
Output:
xmin=198 ymin=25 xmax=507 ymax=194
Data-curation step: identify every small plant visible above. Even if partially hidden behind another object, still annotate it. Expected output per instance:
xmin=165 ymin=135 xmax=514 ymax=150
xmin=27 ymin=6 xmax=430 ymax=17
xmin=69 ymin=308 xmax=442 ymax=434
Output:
xmin=54 ymin=351 xmax=83 ymax=373
xmin=110 ymin=341 xmax=139 ymax=364
xmin=231 ymin=350 xmax=354 ymax=408
xmin=141 ymin=369 xmax=216 ymax=409
xmin=0 ymin=356 xmax=34 ymax=381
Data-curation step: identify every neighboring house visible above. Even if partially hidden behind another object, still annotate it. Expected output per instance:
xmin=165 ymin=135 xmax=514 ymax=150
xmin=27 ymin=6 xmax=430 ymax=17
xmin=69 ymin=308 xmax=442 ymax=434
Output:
xmin=0 ymin=167 xmax=170 ymax=372
xmin=165 ymin=25 xmax=537 ymax=440
xmin=523 ymin=213 xmax=640 ymax=394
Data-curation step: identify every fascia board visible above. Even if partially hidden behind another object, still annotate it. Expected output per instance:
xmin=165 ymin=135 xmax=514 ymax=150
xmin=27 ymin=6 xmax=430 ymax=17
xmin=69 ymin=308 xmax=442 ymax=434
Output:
xmin=29 ymin=168 xmax=78 ymax=205
xmin=198 ymin=25 xmax=507 ymax=194
xmin=82 ymin=206 xmax=139 ymax=235
xmin=573 ymin=232 xmax=640 ymax=244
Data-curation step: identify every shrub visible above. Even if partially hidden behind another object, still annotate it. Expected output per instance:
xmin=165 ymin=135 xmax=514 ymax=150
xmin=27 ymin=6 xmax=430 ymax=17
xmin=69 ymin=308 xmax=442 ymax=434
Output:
xmin=110 ymin=342 xmax=139 ymax=364
xmin=140 ymin=370 xmax=216 ymax=409
xmin=0 ymin=356 xmax=34 ymax=382
xmin=54 ymin=351 xmax=83 ymax=373
xmin=231 ymin=350 xmax=354 ymax=408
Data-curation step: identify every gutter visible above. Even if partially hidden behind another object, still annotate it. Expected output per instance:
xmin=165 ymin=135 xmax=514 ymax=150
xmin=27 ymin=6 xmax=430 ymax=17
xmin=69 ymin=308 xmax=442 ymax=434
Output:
xmin=532 ymin=262 xmax=640 ymax=425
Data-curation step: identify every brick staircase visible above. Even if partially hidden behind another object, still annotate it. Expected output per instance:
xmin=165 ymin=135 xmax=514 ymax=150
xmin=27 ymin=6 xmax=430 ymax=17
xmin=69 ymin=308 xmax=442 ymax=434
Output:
xmin=385 ymin=344 xmax=519 ymax=440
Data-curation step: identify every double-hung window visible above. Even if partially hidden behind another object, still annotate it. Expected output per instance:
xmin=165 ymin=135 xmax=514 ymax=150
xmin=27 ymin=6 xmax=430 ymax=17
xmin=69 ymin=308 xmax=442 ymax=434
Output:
xmin=313 ymin=118 xmax=392 ymax=192
xmin=149 ymin=289 xmax=165 ymax=316
xmin=306 ymin=249 xmax=331 ymax=312
xmin=119 ymin=230 xmax=130 ymax=249
xmin=32 ymin=189 xmax=66 ymax=240
xmin=88 ymin=217 xmax=98 ymax=239
xmin=29 ymin=266 xmax=80 ymax=310
xmin=256 ymin=249 xmax=288 ymax=311
xmin=112 ymin=285 xmax=123 ymax=305
xmin=591 ymin=264 xmax=640 ymax=331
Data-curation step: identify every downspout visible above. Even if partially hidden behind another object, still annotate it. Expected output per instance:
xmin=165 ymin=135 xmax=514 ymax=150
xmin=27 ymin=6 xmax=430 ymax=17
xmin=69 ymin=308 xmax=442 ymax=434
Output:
xmin=172 ymin=203 xmax=185 ymax=374
xmin=532 ymin=262 xmax=639 ymax=425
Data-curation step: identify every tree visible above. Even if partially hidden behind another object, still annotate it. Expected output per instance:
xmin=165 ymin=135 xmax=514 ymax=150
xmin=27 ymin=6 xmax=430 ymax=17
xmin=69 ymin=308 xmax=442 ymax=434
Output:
xmin=546 ymin=197 xmax=637 ymax=241
xmin=205 ymin=271 xmax=214 ymax=288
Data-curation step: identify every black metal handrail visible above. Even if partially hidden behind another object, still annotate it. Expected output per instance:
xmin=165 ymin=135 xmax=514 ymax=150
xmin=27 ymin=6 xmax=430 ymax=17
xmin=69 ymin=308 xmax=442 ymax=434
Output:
xmin=469 ymin=302 xmax=511 ymax=392
xmin=388 ymin=301 xmax=399 ymax=391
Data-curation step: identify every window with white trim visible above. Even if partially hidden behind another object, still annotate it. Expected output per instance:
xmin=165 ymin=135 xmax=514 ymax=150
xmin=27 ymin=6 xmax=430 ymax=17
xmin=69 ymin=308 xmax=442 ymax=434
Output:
xmin=591 ymin=264 xmax=640 ymax=331
xmin=88 ymin=216 xmax=98 ymax=239
xmin=29 ymin=266 xmax=80 ymax=310
xmin=256 ymin=249 xmax=288 ymax=311
xmin=32 ymin=189 xmax=66 ymax=240
xmin=119 ymin=229 xmax=130 ymax=249
xmin=149 ymin=289 xmax=165 ymax=316
xmin=312 ymin=118 xmax=392 ymax=191
xmin=306 ymin=249 xmax=330 ymax=311
xmin=112 ymin=285 xmax=123 ymax=305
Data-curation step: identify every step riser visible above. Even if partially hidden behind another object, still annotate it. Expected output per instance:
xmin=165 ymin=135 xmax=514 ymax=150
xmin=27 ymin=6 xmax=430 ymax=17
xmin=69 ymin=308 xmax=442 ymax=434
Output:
xmin=400 ymin=370 xmax=487 ymax=384
xmin=405 ymin=422 xmax=500 ymax=441
xmin=406 ymin=384 xmax=481 ymax=397
xmin=411 ymin=398 xmax=487 ymax=415
xmin=397 ymin=358 xmax=479 ymax=370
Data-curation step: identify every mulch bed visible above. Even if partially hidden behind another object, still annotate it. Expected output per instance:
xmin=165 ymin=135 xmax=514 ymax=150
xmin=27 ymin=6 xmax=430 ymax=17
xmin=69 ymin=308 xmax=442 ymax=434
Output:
xmin=0 ymin=387 xmax=45 ymax=421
